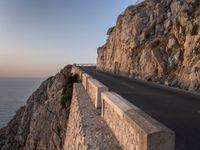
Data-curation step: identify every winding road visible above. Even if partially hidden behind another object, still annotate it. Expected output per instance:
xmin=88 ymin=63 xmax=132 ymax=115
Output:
xmin=79 ymin=66 xmax=200 ymax=150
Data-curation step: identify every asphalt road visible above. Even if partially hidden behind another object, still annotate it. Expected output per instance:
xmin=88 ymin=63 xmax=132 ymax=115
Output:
xmin=79 ymin=66 xmax=200 ymax=150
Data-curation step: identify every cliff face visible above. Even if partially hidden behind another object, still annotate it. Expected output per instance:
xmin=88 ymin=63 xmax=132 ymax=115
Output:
xmin=97 ymin=0 xmax=200 ymax=92
xmin=0 ymin=65 xmax=72 ymax=150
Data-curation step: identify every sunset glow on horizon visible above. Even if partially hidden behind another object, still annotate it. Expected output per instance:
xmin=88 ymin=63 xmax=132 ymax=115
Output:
xmin=0 ymin=0 xmax=141 ymax=77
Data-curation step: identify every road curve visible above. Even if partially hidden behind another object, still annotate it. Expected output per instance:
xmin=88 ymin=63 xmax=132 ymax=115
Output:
xmin=79 ymin=66 xmax=200 ymax=150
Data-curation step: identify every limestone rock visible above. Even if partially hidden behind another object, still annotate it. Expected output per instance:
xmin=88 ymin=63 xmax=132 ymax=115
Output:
xmin=0 ymin=65 xmax=72 ymax=150
xmin=97 ymin=0 xmax=200 ymax=92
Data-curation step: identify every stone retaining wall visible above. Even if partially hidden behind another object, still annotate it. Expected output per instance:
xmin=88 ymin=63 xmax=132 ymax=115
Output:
xmin=101 ymin=92 xmax=175 ymax=150
xmin=64 ymin=83 xmax=121 ymax=150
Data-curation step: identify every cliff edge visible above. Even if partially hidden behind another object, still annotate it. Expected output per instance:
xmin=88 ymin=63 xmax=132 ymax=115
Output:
xmin=0 ymin=65 xmax=121 ymax=150
xmin=0 ymin=65 xmax=72 ymax=150
xmin=97 ymin=0 xmax=200 ymax=92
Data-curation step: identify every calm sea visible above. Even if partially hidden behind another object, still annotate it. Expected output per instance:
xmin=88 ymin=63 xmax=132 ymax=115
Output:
xmin=0 ymin=78 xmax=45 ymax=128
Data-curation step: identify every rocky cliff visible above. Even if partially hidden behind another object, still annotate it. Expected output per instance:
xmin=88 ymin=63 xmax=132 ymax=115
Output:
xmin=0 ymin=65 xmax=72 ymax=150
xmin=97 ymin=0 xmax=200 ymax=92
xmin=0 ymin=65 xmax=121 ymax=150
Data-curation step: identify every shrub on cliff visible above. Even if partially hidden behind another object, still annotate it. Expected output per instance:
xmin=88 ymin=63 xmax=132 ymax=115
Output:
xmin=61 ymin=73 xmax=79 ymax=108
xmin=191 ymin=24 xmax=199 ymax=36
xmin=61 ymin=87 xmax=73 ymax=108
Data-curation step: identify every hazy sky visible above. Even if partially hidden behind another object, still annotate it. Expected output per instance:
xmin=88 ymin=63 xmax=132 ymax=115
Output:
xmin=0 ymin=0 xmax=140 ymax=77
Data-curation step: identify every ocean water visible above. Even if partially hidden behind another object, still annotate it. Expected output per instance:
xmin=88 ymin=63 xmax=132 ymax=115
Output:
xmin=0 ymin=78 xmax=45 ymax=128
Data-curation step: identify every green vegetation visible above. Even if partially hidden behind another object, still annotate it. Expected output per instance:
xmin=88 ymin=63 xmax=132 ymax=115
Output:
xmin=60 ymin=73 xmax=79 ymax=108
xmin=191 ymin=24 xmax=199 ymax=36
xmin=61 ymin=87 xmax=73 ymax=108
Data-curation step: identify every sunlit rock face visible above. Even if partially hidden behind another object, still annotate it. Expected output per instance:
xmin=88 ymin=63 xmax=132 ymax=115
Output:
xmin=97 ymin=0 xmax=200 ymax=92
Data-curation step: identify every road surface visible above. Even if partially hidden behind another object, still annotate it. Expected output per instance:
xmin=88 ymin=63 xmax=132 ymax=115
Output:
xmin=80 ymin=66 xmax=200 ymax=150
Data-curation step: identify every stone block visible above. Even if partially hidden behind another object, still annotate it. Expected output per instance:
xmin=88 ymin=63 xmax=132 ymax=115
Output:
xmin=87 ymin=78 xmax=108 ymax=108
xmin=81 ymin=73 xmax=92 ymax=90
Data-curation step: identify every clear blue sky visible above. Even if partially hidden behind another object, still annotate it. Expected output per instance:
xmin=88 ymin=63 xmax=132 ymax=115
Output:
xmin=0 ymin=0 xmax=141 ymax=77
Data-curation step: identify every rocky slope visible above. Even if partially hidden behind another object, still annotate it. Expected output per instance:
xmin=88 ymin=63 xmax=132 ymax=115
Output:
xmin=0 ymin=65 xmax=72 ymax=150
xmin=97 ymin=0 xmax=200 ymax=92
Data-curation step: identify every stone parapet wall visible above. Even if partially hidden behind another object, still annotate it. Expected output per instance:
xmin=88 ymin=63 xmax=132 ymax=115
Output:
xmin=64 ymin=84 xmax=87 ymax=150
xmin=101 ymin=92 xmax=175 ymax=150
xmin=74 ymin=65 xmax=175 ymax=150
xmin=87 ymin=78 xmax=108 ymax=108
